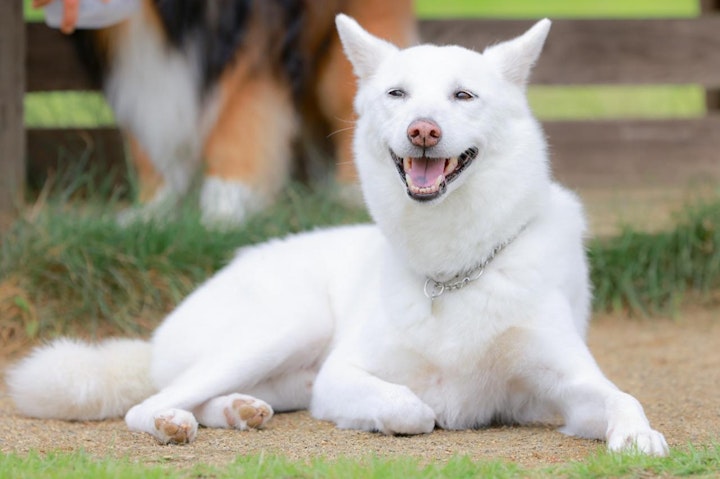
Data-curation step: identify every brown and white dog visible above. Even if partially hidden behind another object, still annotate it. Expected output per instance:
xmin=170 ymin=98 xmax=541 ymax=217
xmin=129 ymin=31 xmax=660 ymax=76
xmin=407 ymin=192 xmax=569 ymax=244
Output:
xmin=60 ymin=0 xmax=417 ymax=225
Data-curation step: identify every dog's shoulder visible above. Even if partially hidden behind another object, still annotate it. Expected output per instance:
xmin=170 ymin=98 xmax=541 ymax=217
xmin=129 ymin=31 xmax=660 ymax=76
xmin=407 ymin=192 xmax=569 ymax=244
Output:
xmin=539 ymin=182 xmax=588 ymax=237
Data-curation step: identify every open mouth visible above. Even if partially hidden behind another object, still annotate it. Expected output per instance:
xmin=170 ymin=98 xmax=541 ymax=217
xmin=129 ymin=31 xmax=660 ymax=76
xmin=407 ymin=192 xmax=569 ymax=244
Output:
xmin=390 ymin=147 xmax=479 ymax=201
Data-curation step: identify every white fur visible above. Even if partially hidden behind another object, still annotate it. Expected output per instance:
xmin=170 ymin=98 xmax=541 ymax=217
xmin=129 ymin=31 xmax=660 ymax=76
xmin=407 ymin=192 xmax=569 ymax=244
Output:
xmin=106 ymin=7 xmax=281 ymax=226
xmin=107 ymin=7 xmax=226 ymax=224
xmin=107 ymin=10 xmax=205 ymax=197
xmin=6 ymin=16 xmax=667 ymax=455
xmin=199 ymin=177 xmax=265 ymax=228
xmin=6 ymin=338 xmax=154 ymax=420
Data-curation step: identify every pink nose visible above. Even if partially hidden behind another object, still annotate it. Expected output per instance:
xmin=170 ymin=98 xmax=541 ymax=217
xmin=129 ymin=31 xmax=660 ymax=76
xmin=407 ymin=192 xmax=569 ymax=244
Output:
xmin=407 ymin=119 xmax=442 ymax=148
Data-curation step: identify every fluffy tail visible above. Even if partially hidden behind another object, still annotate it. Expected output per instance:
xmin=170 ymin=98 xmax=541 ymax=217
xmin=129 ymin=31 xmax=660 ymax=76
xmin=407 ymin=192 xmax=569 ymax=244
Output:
xmin=5 ymin=338 xmax=156 ymax=420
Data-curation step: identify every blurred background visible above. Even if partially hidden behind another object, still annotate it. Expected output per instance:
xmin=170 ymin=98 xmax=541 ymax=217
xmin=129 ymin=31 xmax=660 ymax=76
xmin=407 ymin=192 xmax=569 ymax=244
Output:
xmin=12 ymin=0 xmax=719 ymax=236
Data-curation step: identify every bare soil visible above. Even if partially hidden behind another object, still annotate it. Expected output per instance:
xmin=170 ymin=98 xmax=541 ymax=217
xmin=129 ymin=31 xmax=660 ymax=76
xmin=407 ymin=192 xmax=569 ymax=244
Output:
xmin=1 ymin=306 xmax=718 ymax=469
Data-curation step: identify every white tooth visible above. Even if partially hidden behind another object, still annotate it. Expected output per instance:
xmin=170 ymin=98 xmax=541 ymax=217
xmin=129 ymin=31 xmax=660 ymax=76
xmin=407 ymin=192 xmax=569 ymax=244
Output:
xmin=404 ymin=157 xmax=412 ymax=172
xmin=434 ymin=175 xmax=443 ymax=188
xmin=444 ymin=157 xmax=458 ymax=176
xmin=405 ymin=174 xmax=414 ymax=187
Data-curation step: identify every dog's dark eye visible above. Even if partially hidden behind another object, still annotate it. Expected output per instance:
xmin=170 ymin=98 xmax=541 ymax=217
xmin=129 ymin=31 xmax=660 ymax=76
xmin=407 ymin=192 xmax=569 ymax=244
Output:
xmin=387 ymin=89 xmax=406 ymax=98
xmin=454 ymin=90 xmax=475 ymax=101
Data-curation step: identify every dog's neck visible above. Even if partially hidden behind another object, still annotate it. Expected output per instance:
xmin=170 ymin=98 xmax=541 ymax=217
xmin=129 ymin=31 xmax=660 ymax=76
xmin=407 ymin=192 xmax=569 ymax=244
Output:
xmin=422 ymin=221 xmax=528 ymax=299
xmin=365 ymin=137 xmax=550 ymax=282
xmin=378 ymin=187 xmax=544 ymax=282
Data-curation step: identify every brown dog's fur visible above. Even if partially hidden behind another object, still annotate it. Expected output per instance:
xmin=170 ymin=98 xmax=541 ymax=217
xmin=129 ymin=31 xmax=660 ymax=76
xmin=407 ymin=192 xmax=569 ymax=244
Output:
xmin=80 ymin=0 xmax=417 ymax=223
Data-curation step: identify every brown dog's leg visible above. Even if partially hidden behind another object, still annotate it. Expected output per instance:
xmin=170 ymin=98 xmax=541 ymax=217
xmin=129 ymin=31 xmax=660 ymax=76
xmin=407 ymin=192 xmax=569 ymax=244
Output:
xmin=201 ymin=67 xmax=297 ymax=226
xmin=126 ymin=133 xmax=164 ymax=203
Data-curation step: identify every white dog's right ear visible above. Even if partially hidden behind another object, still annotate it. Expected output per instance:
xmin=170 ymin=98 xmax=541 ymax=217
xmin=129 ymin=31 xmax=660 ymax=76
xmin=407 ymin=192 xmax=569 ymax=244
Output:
xmin=483 ymin=18 xmax=551 ymax=88
xmin=335 ymin=14 xmax=399 ymax=80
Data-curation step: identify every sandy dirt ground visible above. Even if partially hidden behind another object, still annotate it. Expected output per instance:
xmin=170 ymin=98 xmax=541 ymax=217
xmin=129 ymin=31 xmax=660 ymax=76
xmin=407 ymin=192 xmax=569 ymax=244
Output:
xmin=1 ymin=306 xmax=718 ymax=469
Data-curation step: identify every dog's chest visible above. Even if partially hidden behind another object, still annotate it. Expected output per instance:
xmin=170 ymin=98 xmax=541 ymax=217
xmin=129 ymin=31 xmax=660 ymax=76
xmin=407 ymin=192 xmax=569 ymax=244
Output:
xmin=347 ymin=242 xmax=544 ymax=428
xmin=380 ymin=295 xmax=509 ymax=418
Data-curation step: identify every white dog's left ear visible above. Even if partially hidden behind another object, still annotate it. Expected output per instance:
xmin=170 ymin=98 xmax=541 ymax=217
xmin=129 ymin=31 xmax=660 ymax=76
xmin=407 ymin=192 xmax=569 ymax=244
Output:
xmin=335 ymin=14 xmax=399 ymax=80
xmin=484 ymin=18 xmax=551 ymax=88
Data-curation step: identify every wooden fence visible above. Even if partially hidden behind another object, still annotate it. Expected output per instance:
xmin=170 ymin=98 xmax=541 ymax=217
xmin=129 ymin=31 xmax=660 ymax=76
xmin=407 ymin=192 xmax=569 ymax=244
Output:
xmin=2 ymin=2 xmax=720 ymax=227
xmin=0 ymin=2 xmax=26 ymax=228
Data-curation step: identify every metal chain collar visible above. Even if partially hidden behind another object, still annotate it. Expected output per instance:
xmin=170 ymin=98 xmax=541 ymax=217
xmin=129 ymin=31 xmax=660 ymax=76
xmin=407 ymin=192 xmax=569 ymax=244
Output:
xmin=423 ymin=227 xmax=524 ymax=300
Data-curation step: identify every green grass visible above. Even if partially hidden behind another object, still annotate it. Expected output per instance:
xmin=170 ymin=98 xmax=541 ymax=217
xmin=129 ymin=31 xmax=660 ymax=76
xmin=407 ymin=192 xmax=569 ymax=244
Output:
xmin=25 ymin=0 xmax=699 ymax=23
xmin=23 ymin=0 xmax=43 ymax=22
xmin=25 ymin=92 xmax=116 ymax=128
xmin=2 ymin=185 xmax=719 ymax=338
xmin=2 ymin=446 xmax=719 ymax=478
xmin=0 ymin=186 xmax=369 ymax=337
xmin=529 ymin=85 xmax=705 ymax=120
xmin=415 ymin=0 xmax=698 ymax=19
xmin=589 ymin=199 xmax=720 ymax=315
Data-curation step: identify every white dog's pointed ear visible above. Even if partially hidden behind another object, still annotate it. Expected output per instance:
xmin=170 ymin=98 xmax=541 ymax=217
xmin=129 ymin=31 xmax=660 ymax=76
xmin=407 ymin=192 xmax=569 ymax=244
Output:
xmin=483 ymin=18 xmax=551 ymax=87
xmin=335 ymin=14 xmax=399 ymax=80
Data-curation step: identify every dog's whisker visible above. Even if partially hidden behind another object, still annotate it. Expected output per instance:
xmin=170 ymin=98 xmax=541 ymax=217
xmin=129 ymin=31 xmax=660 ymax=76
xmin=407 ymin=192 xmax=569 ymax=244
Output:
xmin=327 ymin=126 xmax=356 ymax=139
xmin=332 ymin=116 xmax=358 ymax=125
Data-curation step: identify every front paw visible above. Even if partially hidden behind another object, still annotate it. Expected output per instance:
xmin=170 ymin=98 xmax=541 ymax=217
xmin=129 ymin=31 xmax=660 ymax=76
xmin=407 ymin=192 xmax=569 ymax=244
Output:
xmin=607 ymin=426 xmax=669 ymax=456
xmin=378 ymin=400 xmax=436 ymax=435
xmin=224 ymin=394 xmax=273 ymax=430
xmin=153 ymin=409 xmax=198 ymax=444
xmin=370 ymin=387 xmax=436 ymax=435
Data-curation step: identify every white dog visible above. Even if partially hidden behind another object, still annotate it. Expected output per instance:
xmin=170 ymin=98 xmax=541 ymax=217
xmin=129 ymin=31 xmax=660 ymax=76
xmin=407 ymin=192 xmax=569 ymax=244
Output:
xmin=7 ymin=15 xmax=668 ymax=455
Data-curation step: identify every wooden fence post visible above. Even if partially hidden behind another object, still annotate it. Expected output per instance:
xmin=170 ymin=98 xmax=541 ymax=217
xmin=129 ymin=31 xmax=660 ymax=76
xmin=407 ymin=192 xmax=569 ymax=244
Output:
xmin=0 ymin=1 xmax=26 ymax=230
xmin=701 ymin=0 xmax=720 ymax=13
xmin=702 ymin=0 xmax=720 ymax=113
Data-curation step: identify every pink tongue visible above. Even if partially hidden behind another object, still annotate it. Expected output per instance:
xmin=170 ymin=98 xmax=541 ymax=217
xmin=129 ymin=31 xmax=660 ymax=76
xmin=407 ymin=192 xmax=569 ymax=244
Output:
xmin=407 ymin=157 xmax=445 ymax=187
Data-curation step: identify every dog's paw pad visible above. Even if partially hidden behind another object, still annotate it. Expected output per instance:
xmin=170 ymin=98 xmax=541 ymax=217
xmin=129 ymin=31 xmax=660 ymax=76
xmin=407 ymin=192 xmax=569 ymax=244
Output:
xmin=153 ymin=409 xmax=198 ymax=444
xmin=224 ymin=395 xmax=273 ymax=430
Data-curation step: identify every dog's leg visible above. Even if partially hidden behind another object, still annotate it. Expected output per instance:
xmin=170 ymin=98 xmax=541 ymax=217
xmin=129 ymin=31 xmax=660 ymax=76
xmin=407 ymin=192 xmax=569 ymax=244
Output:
xmin=193 ymin=393 xmax=273 ymax=430
xmin=104 ymin=9 xmax=203 ymax=225
xmin=126 ymin=321 xmax=326 ymax=444
xmin=310 ymin=354 xmax=436 ymax=435
xmin=126 ymin=133 xmax=164 ymax=204
xmin=125 ymin=360 xmax=275 ymax=444
xmin=115 ymin=131 xmax=199 ymax=227
xmin=124 ymin=358 xmax=240 ymax=444
xmin=125 ymin=358 xmax=276 ymax=444
xmin=507 ymin=322 xmax=668 ymax=456
xmin=110 ymin=108 xmax=198 ymax=228
xmin=201 ymin=66 xmax=298 ymax=227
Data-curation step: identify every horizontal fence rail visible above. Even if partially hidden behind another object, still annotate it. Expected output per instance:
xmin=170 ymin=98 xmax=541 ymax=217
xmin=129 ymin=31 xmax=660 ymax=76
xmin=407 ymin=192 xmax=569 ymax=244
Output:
xmin=546 ymin=117 xmax=720 ymax=187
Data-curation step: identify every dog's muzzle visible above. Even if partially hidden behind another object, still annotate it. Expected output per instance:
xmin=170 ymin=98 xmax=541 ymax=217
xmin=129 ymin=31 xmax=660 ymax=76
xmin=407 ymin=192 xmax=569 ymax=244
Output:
xmin=390 ymin=147 xmax=479 ymax=202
